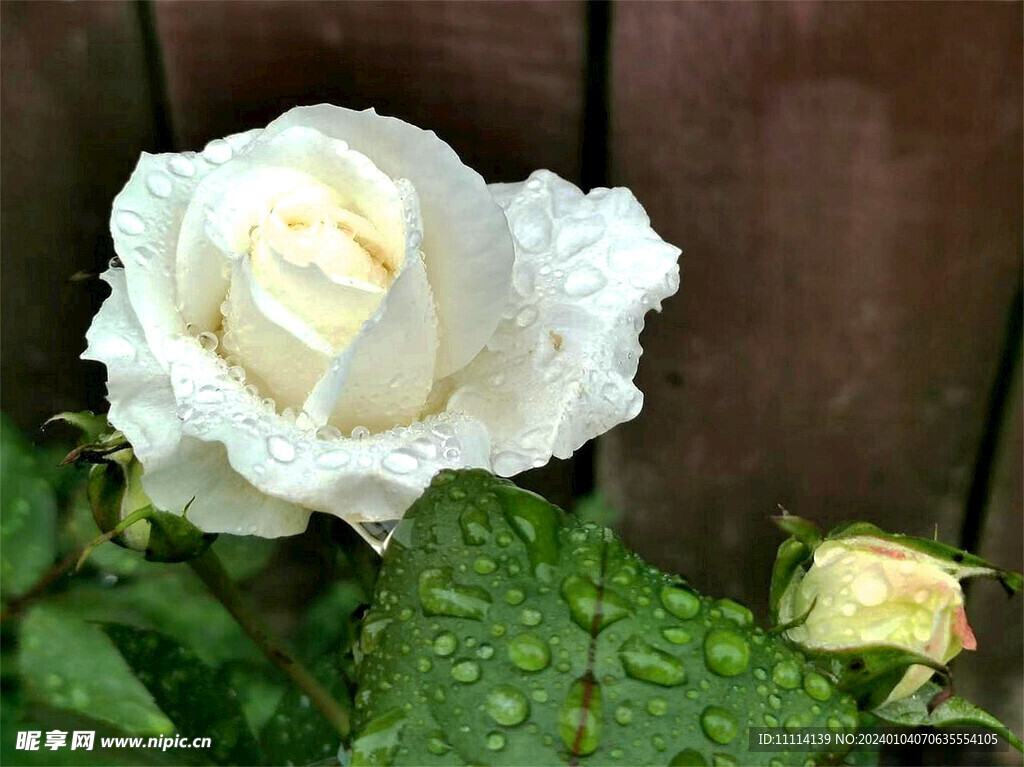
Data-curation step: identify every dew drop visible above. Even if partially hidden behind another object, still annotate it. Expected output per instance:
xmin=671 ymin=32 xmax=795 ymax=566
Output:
xmin=514 ymin=305 xmax=539 ymax=328
xmin=561 ymin=574 xmax=631 ymax=632
xmin=168 ymin=154 xmax=196 ymax=177
xmin=851 ymin=567 xmax=891 ymax=607
xmin=699 ymin=706 xmax=739 ymax=745
xmin=115 ymin=210 xmax=145 ymax=235
xmin=614 ymin=704 xmax=633 ymax=725
xmin=486 ymin=684 xmax=530 ymax=726
xmin=620 ymin=635 xmax=687 ymax=686
xmin=194 ymin=385 xmax=224 ymax=404
xmin=426 ymin=731 xmax=450 ymax=755
xmin=771 ymin=660 xmax=801 ymax=690
xmin=228 ymin=365 xmax=246 ymax=383
xmin=418 ymin=567 xmax=491 ymax=621
xmin=315 ymin=449 xmax=349 ymax=469
xmin=504 ymin=588 xmax=526 ymax=605
xmin=415 ymin=657 xmax=433 ymax=673
xmin=508 ymin=633 xmax=551 ymax=672
xmin=485 ymin=731 xmax=506 ymax=751
xmin=647 ymin=697 xmax=669 ymax=716
xmin=383 ymin=449 xmax=419 ymax=475
xmin=669 ymin=748 xmax=709 ymax=765
xmin=803 ymin=672 xmax=832 ymax=701
xmin=661 ymin=585 xmax=701 ymax=620
xmin=450 ymin=659 xmax=481 ymax=683
xmin=432 ymin=631 xmax=457 ymax=657
xmin=519 ymin=607 xmax=543 ymax=626
xmin=662 ymin=627 xmax=692 ymax=645
xmin=266 ymin=435 xmax=296 ymax=463
xmin=714 ymin=599 xmax=753 ymax=627
xmin=559 ymin=676 xmax=601 ymax=756
xmin=145 ymin=172 xmax=172 ymax=198
xmin=473 ymin=557 xmax=497 ymax=575
xmin=315 ymin=425 xmax=342 ymax=440
xmin=703 ymin=629 xmax=750 ymax=677
xmin=564 ymin=265 xmax=608 ymax=297
xmin=768 ymin=694 xmax=782 ymax=710
xmin=202 ymin=138 xmax=233 ymax=164
xmin=840 ymin=602 xmax=857 ymax=617
xmin=350 ymin=425 xmax=370 ymax=440
xmin=459 ymin=506 xmax=491 ymax=545
xmin=197 ymin=331 xmax=219 ymax=352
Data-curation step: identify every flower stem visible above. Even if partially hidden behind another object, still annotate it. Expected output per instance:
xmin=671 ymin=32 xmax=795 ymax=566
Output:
xmin=189 ymin=548 xmax=351 ymax=739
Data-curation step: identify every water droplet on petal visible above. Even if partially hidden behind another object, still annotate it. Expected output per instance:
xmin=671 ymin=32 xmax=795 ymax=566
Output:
xmin=146 ymin=172 xmax=172 ymax=198
xmin=168 ymin=154 xmax=195 ymax=177
xmin=514 ymin=305 xmax=539 ymax=328
xmin=852 ymin=567 xmax=891 ymax=607
xmin=194 ymin=385 xmax=224 ymax=405
xmin=564 ymin=265 xmax=608 ymax=297
xmin=197 ymin=331 xmax=219 ymax=352
xmin=266 ymin=435 xmax=296 ymax=463
xmin=115 ymin=210 xmax=145 ymax=235
xmin=383 ymin=449 xmax=419 ymax=475
xmin=351 ymin=425 xmax=370 ymax=440
xmin=202 ymin=138 xmax=233 ymax=164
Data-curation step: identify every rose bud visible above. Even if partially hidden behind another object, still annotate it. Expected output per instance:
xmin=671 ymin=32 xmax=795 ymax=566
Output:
xmin=772 ymin=519 xmax=1021 ymax=706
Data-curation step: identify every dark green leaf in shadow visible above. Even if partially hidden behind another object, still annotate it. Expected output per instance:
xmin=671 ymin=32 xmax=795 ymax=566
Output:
xmin=872 ymin=680 xmax=1023 ymax=752
xmin=102 ymin=623 xmax=261 ymax=765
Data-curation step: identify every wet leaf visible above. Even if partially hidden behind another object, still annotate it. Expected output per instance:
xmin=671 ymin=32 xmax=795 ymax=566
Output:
xmin=351 ymin=470 xmax=861 ymax=766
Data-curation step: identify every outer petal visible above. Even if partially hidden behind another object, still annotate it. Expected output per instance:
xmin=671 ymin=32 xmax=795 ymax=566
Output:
xmin=83 ymin=269 xmax=311 ymax=537
xmin=161 ymin=323 xmax=491 ymax=538
xmin=443 ymin=170 xmax=681 ymax=476
xmin=259 ymin=105 xmax=515 ymax=377
xmin=109 ymin=129 xmax=261 ymax=367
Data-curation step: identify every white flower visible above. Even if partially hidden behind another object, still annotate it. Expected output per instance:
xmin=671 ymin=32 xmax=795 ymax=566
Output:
xmin=84 ymin=105 xmax=680 ymax=546
xmin=778 ymin=536 xmax=978 ymax=703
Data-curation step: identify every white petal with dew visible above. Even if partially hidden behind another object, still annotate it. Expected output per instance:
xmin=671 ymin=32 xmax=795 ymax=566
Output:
xmin=110 ymin=130 xmax=262 ymax=367
xmin=221 ymin=256 xmax=334 ymax=412
xmin=260 ymin=105 xmax=515 ymax=376
xmin=83 ymin=269 xmax=311 ymax=537
xmin=443 ymin=170 xmax=682 ymax=476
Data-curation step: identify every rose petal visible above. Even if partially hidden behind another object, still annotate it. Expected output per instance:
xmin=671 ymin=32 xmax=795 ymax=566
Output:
xmin=109 ymin=130 xmax=263 ymax=367
xmin=303 ymin=180 xmax=438 ymax=433
xmin=83 ymin=269 xmax=311 ymax=537
xmin=441 ymin=170 xmax=681 ymax=475
xmin=161 ymin=328 xmax=491 ymax=535
xmin=221 ymin=255 xmax=334 ymax=412
xmin=260 ymin=105 xmax=515 ymax=376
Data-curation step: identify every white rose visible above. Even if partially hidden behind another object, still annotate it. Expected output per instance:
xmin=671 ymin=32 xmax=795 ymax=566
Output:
xmin=84 ymin=105 xmax=680 ymax=546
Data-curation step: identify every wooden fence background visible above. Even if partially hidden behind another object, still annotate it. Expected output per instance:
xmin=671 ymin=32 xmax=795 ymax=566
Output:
xmin=2 ymin=2 xmax=1020 ymax=758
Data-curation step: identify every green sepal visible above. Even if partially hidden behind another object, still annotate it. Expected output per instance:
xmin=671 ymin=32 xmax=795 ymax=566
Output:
xmin=769 ymin=538 xmax=812 ymax=622
xmin=802 ymin=645 xmax=949 ymax=710
xmin=824 ymin=522 xmax=1022 ymax=594
xmin=142 ymin=506 xmax=217 ymax=563
xmin=769 ymin=513 xmax=821 ymax=548
xmin=45 ymin=410 xmax=112 ymax=445
xmin=872 ymin=681 xmax=1022 ymax=752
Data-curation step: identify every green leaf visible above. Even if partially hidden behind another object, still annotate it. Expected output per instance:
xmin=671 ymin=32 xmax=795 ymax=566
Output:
xmin=769 ymin=514 xmax=821 ymax=548
xmin=259 ymin=654 xmax=350 ymax=766
xmin=102 ymin=624 xmax=261 ymax=765
xmin=872 ymin=681 xmax=1023 ymax=752
xmin=18 ymin=605 xmax=173 ymax=736
xmin=768 ymin=538 xmax=811 ymax=623
xmin=298 ymin=579 xmax=368 ymax=662
xmin=351 ymin=470 xmax=861 ymax=766
xmin=0 ymin=417 xmax=58 ymax=598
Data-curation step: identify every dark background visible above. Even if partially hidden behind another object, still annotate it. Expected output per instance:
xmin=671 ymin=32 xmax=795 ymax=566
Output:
xmin=2 ymin=1 xmax=1021 ymax=757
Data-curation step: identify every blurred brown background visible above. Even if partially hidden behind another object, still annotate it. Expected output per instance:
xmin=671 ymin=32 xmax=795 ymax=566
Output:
xmin=2 ymin=1 xmax=1021 ymax=758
